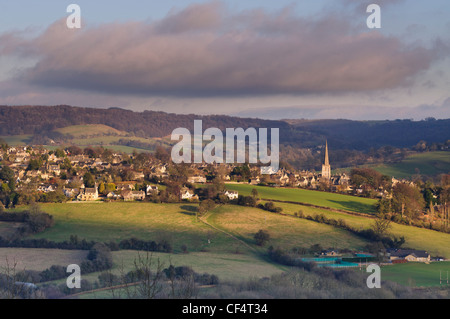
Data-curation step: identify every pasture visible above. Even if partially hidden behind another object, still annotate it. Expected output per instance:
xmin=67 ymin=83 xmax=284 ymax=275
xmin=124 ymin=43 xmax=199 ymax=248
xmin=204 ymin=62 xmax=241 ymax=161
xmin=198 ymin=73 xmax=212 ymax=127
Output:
xmin=0 ymin=248 xmax=87 ymax=272
xmin=355 ymin=151 xmax=450 ymax=179
xmin=20 ymin=202 xmax=368 ymax=254
xmin=381 ymin=262 xmax=450 ymax=287
xmin=225 ymin=184 xmax=378 ymax=214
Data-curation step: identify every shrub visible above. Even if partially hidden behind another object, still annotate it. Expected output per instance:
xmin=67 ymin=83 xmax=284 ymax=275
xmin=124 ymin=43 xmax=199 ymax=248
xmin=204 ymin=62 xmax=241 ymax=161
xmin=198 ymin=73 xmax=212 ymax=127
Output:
xmin=254 ymin=230 xmax=271 ymax=246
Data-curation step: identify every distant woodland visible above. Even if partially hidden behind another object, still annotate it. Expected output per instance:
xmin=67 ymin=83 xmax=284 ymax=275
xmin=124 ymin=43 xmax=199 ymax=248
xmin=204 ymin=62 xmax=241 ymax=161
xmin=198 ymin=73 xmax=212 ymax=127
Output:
xmin=0 ymin=105 xmax=448 ymax=171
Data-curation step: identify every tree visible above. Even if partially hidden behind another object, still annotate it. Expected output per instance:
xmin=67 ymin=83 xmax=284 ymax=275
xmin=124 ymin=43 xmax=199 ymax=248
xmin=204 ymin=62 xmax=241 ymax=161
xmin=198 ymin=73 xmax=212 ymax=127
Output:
xmin=54 ymin=148 xmax=66 ymax=158
xmin=254 ymin=230 xmax=270 ymax=246
xmin=349 ymin=168 xmax=390 ymax=195
xmin=197 ymin=199 xmax=216 ymax=218
xmin=237 ymin=195 xmax=257 ymax=207
xmin=67 ymin=145 xmax=82 ymax=155
xmin=106 ymin=183 xmax=116 ymax=193
xmin=371 ymin=218 xmax=391 ymax=237
xmin=0 ymin=166 xmax=15 ymax=191
xmin=155 ymin=146 xmax=170 ymax=162
xmin=27 ymin=158 xmax=43 ymax=171
xmin=83 ymin=172 xmax=96 ymax=188
xmin=61 ymin=157 xmax=72 ymax=170
xmin=391 ymin=183 xmax=425 ymax=220
xmin=251 ymin=188 xmax=259 ymax=200
xmin=98 ymin=182 xmax=106 ymax=194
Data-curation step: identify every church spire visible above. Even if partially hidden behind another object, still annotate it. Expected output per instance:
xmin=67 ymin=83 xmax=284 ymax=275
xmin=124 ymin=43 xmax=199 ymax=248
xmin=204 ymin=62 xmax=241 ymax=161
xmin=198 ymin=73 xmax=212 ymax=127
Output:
xmin=321 ymin=140 xmax=331 ymax=180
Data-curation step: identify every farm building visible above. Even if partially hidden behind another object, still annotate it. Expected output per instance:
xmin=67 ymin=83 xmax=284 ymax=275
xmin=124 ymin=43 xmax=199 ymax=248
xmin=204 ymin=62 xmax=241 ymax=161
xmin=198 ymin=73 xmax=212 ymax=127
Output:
xmin=389 ymin=249 xmax=431 ymax=263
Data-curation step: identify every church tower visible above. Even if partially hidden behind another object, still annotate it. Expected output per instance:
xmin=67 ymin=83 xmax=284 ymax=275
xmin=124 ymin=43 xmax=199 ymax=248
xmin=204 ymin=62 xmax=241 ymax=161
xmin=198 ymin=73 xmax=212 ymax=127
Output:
xmin=321 ymin=140 xmax=331 ymax=180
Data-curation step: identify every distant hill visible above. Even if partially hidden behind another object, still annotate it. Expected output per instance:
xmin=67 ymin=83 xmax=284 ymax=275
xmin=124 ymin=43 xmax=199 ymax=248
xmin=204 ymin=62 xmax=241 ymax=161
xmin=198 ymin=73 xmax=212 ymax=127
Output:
xmin=0 ymin=105 xmax=448 ymax=148
xmin=285 ymin=118 xmax=450 ymax=150
xmin=0 ymin=105 xmax=448 ymax=171
xmin=0 ymin=105 xmax=289 ymax=138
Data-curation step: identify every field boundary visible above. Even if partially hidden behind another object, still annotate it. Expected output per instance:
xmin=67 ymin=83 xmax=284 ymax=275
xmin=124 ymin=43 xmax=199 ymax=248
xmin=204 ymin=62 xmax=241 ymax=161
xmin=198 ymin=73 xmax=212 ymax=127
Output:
xmin=199 ymin=212 xmax=257 ymax=252
xmin=260 ymin=198 xmax=375 ymax=219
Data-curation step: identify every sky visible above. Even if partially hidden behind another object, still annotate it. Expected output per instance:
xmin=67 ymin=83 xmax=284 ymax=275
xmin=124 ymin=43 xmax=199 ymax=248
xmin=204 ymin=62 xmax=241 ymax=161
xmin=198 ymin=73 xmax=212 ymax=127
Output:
xmin=0 ymin=0 xmax=449 ymax=120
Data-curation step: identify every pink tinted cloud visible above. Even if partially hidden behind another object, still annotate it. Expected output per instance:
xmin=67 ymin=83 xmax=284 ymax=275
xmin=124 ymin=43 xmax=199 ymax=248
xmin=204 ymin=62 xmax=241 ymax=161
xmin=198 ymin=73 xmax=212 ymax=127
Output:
xmin=0 ymin=2 xmax=441 ymax=97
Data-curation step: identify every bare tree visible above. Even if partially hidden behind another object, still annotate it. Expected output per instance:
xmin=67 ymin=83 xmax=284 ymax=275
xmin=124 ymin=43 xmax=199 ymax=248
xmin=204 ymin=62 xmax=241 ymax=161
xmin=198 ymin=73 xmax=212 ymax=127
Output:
xmin=0 ymin=257 xmax=41 ymax=299
xmin=118 ymin=252 xmax=165 ymax=299
xmin=371 ymin=218 xmax=392 ymax=237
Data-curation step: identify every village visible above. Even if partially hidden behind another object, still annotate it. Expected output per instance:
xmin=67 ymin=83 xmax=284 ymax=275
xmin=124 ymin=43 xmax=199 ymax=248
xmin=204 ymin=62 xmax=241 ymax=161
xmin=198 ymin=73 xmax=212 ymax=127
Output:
xmin=0 ymin=143 xmax=413 ymax=206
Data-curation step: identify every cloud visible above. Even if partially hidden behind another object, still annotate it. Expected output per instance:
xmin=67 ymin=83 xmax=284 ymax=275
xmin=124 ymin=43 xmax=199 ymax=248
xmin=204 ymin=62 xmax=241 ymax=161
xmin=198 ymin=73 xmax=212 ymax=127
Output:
xmin=232 ymin=103 xmax=450 ymax=121
xmin=0 ymin=1 xmax=444 ymax=98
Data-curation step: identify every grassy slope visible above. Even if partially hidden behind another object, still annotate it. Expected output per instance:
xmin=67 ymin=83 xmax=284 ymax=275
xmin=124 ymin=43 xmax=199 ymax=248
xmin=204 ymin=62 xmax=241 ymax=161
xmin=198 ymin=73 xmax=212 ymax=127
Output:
xmin=275 ymin=201 xmax=450 ymax=258
xmin=1 ymin=124 xmax=172 ymax=153
xmin=25 ymin=202 xmax=367 ymax=253
xmin=1 ymin=197 xmax=449 ymax=289
xmin=4 ymin=201 xmax=366 ymax=283
xmin=333 ymin=151 xmax=450 ymax=179
xmin=371 ymin=151 xmax=450 ymax=178
xmin=206 ymin=205 xmax=368 ymax=252
xmin=225 ymin=184 xmax=378 ymax=214
xmin=55 ymin=124 xmax=126 ymax=138
xmin=0 ymin=135 xmax=32 ymax=146
xmin=28 ymin=202 xmax=230 ymax=253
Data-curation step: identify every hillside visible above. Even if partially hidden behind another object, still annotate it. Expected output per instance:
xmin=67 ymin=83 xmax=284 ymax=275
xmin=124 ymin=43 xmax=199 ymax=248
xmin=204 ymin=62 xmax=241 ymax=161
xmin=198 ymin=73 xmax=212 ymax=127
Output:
xmin=334 ymin=151 xmax=450 ymax=179
xmin=55 ymin=124 xmax=127 ymax=138
xmin=369 ymin=151 xmax=450 ymax=179
xmin=224 ymin=184 xmax=378 ymax=214
xmin=0 ymin=105 xmax=448 ymax=150
xmin=1 ymin=105 xmax=449 ymax=171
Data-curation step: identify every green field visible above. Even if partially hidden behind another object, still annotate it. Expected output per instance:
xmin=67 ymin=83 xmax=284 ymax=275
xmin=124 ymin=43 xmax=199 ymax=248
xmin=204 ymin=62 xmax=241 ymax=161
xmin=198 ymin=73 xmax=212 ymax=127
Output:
xmin=0 ymin=194 xmax=449 ymax=296
xmin=0 ymin=134 xmax=32 ymax=146
xmin=370 ymin=152 xmax=449 ymax=179
xmin=381 ymin=262 xmax=450 ymax=287
xmin=225 ymin=183 xmax=378 ymax=214
xmin=27 ymin=202 xmax=231 ymax=253
xmin=0 ymin=201 xmax=369 ymax=288
xmin=20 ymin=202 xmax=368 ymax=254
xmin=0 ymin=201 xmax=369 ymax=283
xmin=55 ymin=124 xmax=126 ymax=138
xmin=205 ymin=205 xmax=368 ymax=251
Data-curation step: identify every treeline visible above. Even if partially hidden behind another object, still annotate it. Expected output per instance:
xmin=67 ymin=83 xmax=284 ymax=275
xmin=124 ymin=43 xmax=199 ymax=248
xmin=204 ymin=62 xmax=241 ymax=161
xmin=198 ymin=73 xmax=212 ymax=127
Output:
xmin=0 ymin=235 xmax=173 ymax=253
xmin=117 ymin=138 xmax=167 ymax=151
xmin=0 ymin=204 xmax=174 ymax=253
xmin=0 ymin=207 xmax=54 ymax=237
xmin=116 ymin=237 xmax=173 ymax=253
xmin=99 ymin=265 xmax=219 ymax=289
xmin=288 ymin=118 xmax=450 ymax=150
xmin=0 ymin=105 xmax=289 ymax=139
